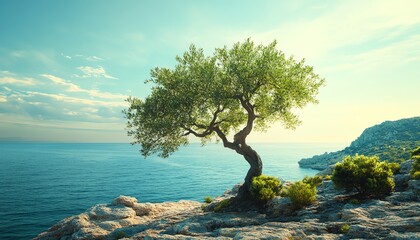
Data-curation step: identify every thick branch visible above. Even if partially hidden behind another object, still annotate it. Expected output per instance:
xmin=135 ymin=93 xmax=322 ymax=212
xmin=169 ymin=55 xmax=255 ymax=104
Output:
xmin=212 ymin=126 xmax=243 ymax=154
xmin=182 ymin=127 xmax=211 ymax=138
xmin=234 ymin=98 xmax=256 ymax=144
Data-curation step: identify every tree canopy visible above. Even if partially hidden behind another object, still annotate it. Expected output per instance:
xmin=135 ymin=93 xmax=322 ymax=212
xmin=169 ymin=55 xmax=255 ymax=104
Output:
xmin=125 ymin=39 xmax=324 ymax=159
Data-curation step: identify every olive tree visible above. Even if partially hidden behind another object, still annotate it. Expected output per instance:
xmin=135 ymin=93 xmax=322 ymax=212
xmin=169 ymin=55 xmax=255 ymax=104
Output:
xmin=125 ymin=39 xmax=324 ymax=200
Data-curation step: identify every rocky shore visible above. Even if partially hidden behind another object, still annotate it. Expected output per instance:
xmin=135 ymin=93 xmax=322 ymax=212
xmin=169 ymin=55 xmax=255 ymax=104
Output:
xmin=36 ymin=161 xmax=419 ymax=240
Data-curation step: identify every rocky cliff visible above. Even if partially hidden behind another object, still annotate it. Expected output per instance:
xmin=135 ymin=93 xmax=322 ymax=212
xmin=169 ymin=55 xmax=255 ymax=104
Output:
xmin=299 ymin=117 xmax=420 ymax=170
xmin=36 ymin=161 xmax=419 ymax=240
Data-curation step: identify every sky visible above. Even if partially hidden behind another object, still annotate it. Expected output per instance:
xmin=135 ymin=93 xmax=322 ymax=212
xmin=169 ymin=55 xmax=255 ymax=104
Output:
xmin=0 ymin=0 xmax=419 ymax=144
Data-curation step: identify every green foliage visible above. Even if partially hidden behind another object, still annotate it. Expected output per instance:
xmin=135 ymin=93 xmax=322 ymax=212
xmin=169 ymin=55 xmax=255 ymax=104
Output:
xmin=349 ymin=199 xmax=360 ymax=205
xmin=386 ymin=162 xmax=400 ymax=174
xmin=340 ymin=224 xmax=350 ymax=234
xmin=287 ymin=181 xmax=317 ymax=208
xmin=302 ymin=175 xmax=323 ymax=188
xmin=411 ymin=146 xmax=420 ymax=178
xmin=411 ymin=146 xmax=420 ymax=157
xmin=357 ymin=141 xmax=420 ymax=163
xmin=214 ymin=198 xmax=232 ymax=212
xmin=324 ymin=175 xmax=331 ymax=180
xmin=249 ymin=175 xmax=282 ymax=201
xmin=201 ymin=204 xmax=207 ymax=211
xmin=204 ymin=196 xmax=213 ymax=203
xmin=412 ymin=158 xmax=420 ymax=173
xmin=124 ymin=39 xmax=324 ymax=158
xmin=332 ymin=155 xmax=395 ymax=197
xmin=346 ymin=118 xmax=420 ymax=163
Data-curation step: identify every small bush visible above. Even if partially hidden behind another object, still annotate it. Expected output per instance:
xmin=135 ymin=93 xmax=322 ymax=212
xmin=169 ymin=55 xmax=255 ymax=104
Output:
xmin=214 ymin=198 xmax=232 ymax=212
xmin=412 ymin=171 xmax=420 ymax=180
xmin=332 ymin=155 xmax=395 ymax=197
xmin=411 ymin=146 xmax=420 ymax=158
xmin=324 ymin=175 xmax=331 ymax=180
xmin=349 ymin=199 xmax=360 ymax=205
xmin=386 ymin=162 xmax=400 ymax=174
xmin=302 ymin=175 xmax=323 ymax=188
xmin=204 ymin=196 xmax=213 ymax=203
xmin=249 ymin=175 xmax=282 ymax=202
xmin=410 ymin=147 xmax=420 ymax=178
xmin=340 ymin=224 xmax=350 ymax=233
xmin=287 ymin=181 xmax=317 ymax=208
xmin=201 ymin=204 xmax=207 ymax=211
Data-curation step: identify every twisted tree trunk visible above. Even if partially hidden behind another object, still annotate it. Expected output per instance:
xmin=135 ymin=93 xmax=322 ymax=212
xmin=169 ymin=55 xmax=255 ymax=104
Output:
xmin=237 ymin=144 xmax=263 ymax=200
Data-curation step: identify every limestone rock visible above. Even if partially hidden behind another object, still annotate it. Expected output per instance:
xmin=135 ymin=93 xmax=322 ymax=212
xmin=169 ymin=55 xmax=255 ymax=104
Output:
xmin=36 ymin=177 xmax=420 ymax=240
xmin=400 ymin=159 xmax=414 ymax=174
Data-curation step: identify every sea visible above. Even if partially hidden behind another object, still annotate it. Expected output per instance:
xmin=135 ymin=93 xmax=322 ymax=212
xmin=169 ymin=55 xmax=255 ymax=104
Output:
xmin=0 ymin=142 xmax=344 ymax=239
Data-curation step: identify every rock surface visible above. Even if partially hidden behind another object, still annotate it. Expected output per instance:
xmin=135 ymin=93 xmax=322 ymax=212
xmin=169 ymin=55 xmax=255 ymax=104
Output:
xmin=36 ymin=175 xmax=420 ymax=240
xmin=299 ymin=117 xmax=420 ymax=170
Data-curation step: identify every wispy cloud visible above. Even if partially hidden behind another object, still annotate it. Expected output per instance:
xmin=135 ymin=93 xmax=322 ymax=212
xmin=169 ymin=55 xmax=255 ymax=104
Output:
xmin=60 ymin=53 xmax=72 ymax=59
xmin=251 ymin=0 xmax=420 ymax=62
xmin=61 ymin=53 xmax=104 ymax=62
xmin=0 ymin=71 xmax=127 ymax=129
xmin=41 ymin=74 xmax=126 ymax=99
xmin=76 ymin=66 xmax=117 ymax=79
xmin=26 ymin=91 xmax=126 ymax=107
xmin=321 ymin=34 xmax=420 ymax=73
xmin=86 ymin=56 xmax=104 ymax=61
xmin=0 ymin=76 xmax=37 ymax=86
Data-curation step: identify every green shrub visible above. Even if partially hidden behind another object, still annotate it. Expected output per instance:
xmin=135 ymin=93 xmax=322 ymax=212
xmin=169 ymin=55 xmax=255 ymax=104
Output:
xmin=214 ymin=198 xmax=232 ymax=212
xmin=324 ymin=175 xmax=331 ymax=180
xmin=410 ymin=147 xmax=420 ymax=177
xmin=386 ymin=162 xmax=400 ymax=174
xmin=302 ymin=175 xmax=323 ymax=188
xmin=412 ymin=171 xmax=420 ymax=180
xmin=204 ymin=196 xmax=213 ymax=203
xmin=349 ymin=199 xmax=360 ymax=205
xmin=201 ymin=204 xmax=207 ymax=211
xmin=287 ymin=181 xmax=317 ymax=208
xmin=411 ymin=146 xmax=420 ymax=158
xmin=332 ymin=155 xmax=395 ymax=197
xmin=340 ymin=224 xmax=350 ymax=233
xmin=249 ymin=175 xmax=282 ymax=202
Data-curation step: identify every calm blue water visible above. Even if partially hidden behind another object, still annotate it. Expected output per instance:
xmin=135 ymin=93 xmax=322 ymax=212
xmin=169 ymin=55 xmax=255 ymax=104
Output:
xmin=0 ymin=142 xmax=343 ymax=239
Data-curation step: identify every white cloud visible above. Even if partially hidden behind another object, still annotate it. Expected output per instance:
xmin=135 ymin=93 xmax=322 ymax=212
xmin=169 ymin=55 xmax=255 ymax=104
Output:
xmin=60 ymin=53 xmax=72 ymax=59
xmin=76 ymin=65 xmax=117 ymax=79
xmin=0 ymin=94 xmax=6 ymax=102
xmin=41 ymin=74 xmax=126 ymax=99
xmin=0 ymin=77 xmax=37 ymax=86
xmin=86 ymin=56 xmax=104 ymax=61
xmin=41 ymin=74 xmax=81 ymax=91
xmin=26 ymin=91 xmax=126 ymax=107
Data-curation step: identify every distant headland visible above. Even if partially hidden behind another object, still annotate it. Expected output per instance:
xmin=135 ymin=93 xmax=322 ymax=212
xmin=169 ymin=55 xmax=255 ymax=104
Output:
xmin=299 ymin=117 xmax=420 ymax=170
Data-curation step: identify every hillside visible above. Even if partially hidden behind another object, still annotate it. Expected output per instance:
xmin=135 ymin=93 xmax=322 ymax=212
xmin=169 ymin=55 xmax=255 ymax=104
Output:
xmin=299 ymin=117 xmax=420 ymax=170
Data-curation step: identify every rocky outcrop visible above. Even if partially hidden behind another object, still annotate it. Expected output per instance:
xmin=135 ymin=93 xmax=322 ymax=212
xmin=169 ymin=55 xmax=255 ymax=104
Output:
xmin=36 ymin=172 xmax=420 ymax=239
xmin=299 ymin=117 xmax=420 ymax=170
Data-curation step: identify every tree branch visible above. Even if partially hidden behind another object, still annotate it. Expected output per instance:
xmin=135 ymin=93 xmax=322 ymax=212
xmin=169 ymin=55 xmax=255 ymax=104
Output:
xmin=234 ymin=98 xmax=256 ymax=144
xmin=212 ymin=126 xmax=242 ymax=154
xmin=187 ymin=104 xmax=225 ymax=136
